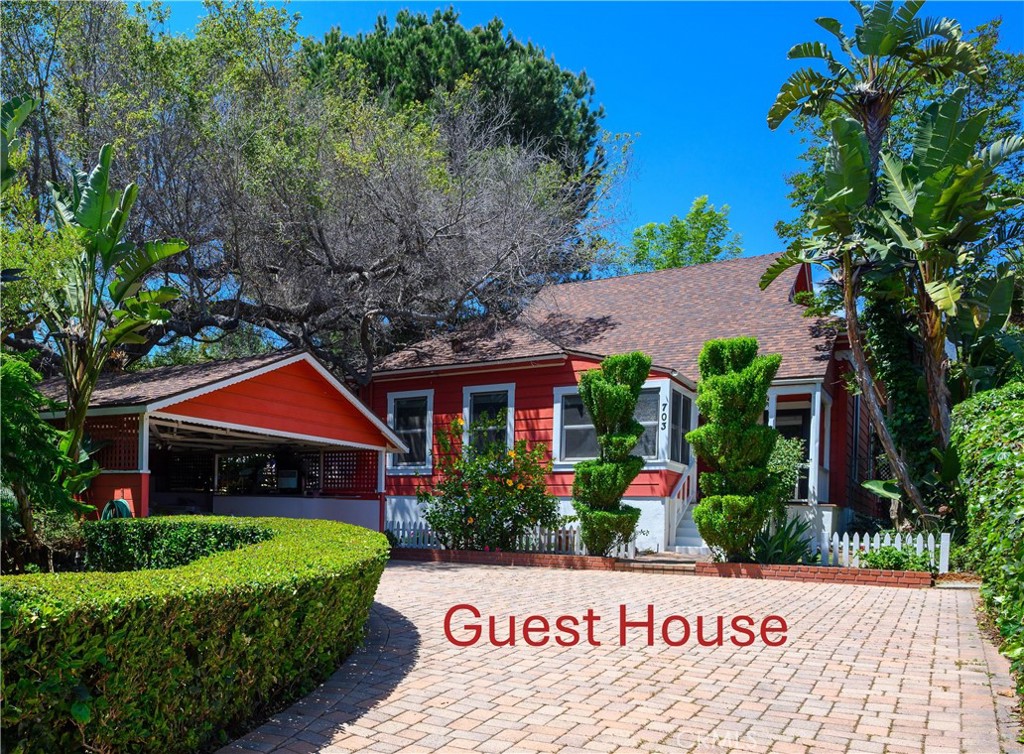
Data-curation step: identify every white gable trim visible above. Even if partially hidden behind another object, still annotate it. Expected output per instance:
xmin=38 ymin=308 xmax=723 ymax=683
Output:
xmin=151 ymin=411 xmax=398 ymax=453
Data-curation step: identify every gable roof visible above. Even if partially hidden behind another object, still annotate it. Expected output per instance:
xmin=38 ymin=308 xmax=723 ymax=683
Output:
xmin=39 ymin=350 xmax=407 ymax=451
xmin=40 ymin=351 xmax=295 ymax=408
xmin=377 ymin=254 xmax=834 ymax=381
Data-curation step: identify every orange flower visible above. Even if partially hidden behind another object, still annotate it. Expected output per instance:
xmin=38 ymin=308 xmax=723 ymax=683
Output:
xmin=467 ymin=517 xmax=475 ymax=524
xmin=516 ymin=483 xmax=524 ymax=490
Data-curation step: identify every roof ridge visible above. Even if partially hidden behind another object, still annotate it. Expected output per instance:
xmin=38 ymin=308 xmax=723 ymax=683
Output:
xmin=536 ymin=252 xmax=784 ymax=294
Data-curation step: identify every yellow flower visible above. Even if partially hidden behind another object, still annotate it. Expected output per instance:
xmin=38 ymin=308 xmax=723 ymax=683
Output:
xmin=506 ymin=479 xmax=514 ymax=487
xmin=508 ymin=450 xmax=516 ymax=459
xmin=516 ymin=483 xmax=524 ymax=490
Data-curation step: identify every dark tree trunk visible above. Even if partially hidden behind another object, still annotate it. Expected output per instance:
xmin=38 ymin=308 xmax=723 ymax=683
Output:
xmin=842 ymin=258 xmax=929 ymax=522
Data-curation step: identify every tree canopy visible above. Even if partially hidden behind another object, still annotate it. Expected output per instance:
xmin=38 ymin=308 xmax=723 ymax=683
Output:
xmin=624 ymin=196 xmax=742 ymax=272
xmin=1 ymin=1 xmax=609 ymax=383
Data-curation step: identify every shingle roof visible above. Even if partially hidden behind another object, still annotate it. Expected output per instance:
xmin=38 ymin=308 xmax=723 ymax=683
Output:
xmin=39 ymin=351 xmax=296 ymax=408
xmin=377 ymin=254 xmax=835 ymax=381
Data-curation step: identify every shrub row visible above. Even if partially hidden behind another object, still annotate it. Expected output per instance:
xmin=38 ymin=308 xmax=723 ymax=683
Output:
xmin=1 ymin=516 xmax=390 ymax=753
xmin=952 ymin=382 xmax=1024 ymax=698
xmin=83 ymin=516 xmax=273 ymax=571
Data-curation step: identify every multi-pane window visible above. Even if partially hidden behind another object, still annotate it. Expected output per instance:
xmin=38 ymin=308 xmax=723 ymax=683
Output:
xmin=670 ymin=391 xmax=693 ymax=464
xmin=560 ymin=394 xmax=599 ymax=460
xmin=634 ymin=388 xmax=660 ymax=458
xmin=388 ymin=391 xmax=432 ymax=471
xmin=557 ymin=386 xmax=662 ymax=461
xmin=467 ymin=389 xmax=510 ymax=452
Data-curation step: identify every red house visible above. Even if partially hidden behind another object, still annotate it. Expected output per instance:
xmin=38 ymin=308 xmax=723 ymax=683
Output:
xmin=41 ymin=352 xmax=406 ymax=529
xmin=367 ymin=254 xmax=875 ymax=553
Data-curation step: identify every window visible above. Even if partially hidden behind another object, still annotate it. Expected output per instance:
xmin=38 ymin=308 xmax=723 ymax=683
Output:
xmin=554 ymin=385 xmax=661 ymax=462
xmin=670 ymin=390 xmax=693 ymax=464
xmin=387 ymin=390 xmax=433 ymax=472
xmin=463 ymin=384 xmax=514 ymax=452
xmin=560 ymin=393 xmax=599 ymax=460
xmin=634 ymin=388 xmax=660 ymax=458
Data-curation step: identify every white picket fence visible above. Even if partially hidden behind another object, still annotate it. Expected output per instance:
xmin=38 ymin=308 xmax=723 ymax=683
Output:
xmin=820 ymin=530 xmax=951 ymax=574
xmin=384 ymin=519 xmax=636 ymax=559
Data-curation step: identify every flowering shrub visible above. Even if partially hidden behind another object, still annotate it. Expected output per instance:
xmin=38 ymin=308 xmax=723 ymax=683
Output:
xmin=418 ymin=415 xmax=559 ymax=550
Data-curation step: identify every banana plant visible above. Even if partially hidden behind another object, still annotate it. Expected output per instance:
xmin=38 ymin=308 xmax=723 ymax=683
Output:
xmin=874 ymin=89 xmax=1024 ymax=444
xmin=37 ymin=144 xmax=188 ymax=463
xmin=761 ymin=117 xmax=930 ymax=521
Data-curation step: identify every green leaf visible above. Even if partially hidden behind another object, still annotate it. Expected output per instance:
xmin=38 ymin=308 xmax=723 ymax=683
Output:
xmin=862 ymin=479 xmax=902 ymax=501
xmin=924 ymin=279 xmax=961 ymax=315
xmin=108 ymin=240 xmax=188 ymax=304
xmin=767 ymin=69 xmax=832 ymax=129
xmin=75 ymin=144 xmax=116 ymax=232
xmin=70 ymin=701 xmax=92 ymax=724
xmin=879 ymin=152 xmax=916 ymax=216
xmin=760 ymin=248 xmax=810 ymax=290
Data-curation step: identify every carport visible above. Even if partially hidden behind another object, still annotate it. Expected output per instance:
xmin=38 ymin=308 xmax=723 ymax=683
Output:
xmin=41 ymin=351 xmax=406 ymax=529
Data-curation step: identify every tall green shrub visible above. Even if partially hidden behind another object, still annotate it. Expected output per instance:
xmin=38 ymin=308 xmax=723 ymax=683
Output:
xmin=686 ymin=337 xmax=781 ymax=561
xmin=952 ymin=382 xmax=1024 ymax=700
xmin=572 ymin=351 xmax=652 ymax=555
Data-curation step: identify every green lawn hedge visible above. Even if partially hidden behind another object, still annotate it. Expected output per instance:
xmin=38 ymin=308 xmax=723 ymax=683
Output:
xmin=1 ymin=516 xmax=390 ymax=753
xmin=952 ymin=382 xmax=1024 ymax=698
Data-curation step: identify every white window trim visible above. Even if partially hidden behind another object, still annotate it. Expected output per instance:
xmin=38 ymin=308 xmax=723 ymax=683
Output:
xmin=552 ymin=379 xmax=693 ymax=472
xmin=386 ymin=389 xmax=434 ymax=475
xmin=462 ymin=383 xmax=515 ymax=451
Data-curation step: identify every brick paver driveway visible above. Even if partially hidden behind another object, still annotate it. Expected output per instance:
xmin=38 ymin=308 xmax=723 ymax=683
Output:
xmin=224 ymin=563 xmax=1020 ymax=754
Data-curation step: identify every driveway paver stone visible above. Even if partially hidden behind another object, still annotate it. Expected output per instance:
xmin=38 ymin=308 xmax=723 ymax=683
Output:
xmin=221 ymin=563 xmax=1021 ymax=754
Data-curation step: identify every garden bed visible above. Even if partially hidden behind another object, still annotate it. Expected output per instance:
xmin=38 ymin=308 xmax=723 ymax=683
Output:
xmin=695 ymin=562 xmax=933 ymax=588
xmin=391 ymin=547 xmax=616 ymax=570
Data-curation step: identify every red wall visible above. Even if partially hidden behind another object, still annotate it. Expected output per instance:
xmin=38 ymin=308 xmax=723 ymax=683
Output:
xmin=163 ymin=360 xmax=387 ymax=448
xmin=84 ymin=472 xmax=149 ymax=518
xmin=368 ymin=358 xmax=683 ymax=499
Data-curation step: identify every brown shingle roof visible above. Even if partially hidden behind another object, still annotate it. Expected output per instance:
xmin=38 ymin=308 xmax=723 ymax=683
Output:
xmin=378 ymin=255 xmax=835 ymax=381
xmin=39 ymin=351 xmax=296 ymax=408
xmin=376 ymin=322 xmax=565 ymax=372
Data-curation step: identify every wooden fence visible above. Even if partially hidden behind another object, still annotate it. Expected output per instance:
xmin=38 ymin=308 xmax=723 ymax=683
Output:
xmin=820 ymin=531 xmax=951 ymax=574
xmin=384 ymin=520 xmax=636 ymax=560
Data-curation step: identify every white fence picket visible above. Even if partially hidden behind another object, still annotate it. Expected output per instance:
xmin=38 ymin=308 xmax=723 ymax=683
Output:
xmin=813 ymin=527 xmax=951 ymax=574
xmin=383 ymin=519 xmax=635 ymax=558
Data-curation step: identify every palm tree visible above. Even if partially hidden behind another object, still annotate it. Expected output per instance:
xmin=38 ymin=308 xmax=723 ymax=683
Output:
xmin=768 ymin=0 xmax=985 ymax=193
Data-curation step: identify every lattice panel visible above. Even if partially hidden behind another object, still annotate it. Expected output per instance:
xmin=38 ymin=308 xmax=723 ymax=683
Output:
xmin=322 ymin=450 xmax=378 ymax=494
xmin=85 ymin=416 xmax=139 ymax=470
xmin=163 ymin=453 xmax=215 ymax=492
xmin=300 ymin=452 xmax=322 ymax=491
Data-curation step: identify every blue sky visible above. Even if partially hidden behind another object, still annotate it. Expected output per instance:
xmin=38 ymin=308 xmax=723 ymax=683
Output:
xmin=162 ymin=1 xmax=1023 ymax=256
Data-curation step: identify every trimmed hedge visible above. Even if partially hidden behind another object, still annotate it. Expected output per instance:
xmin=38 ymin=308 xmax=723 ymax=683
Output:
xmin=952 ymin=382 xmax=1024 ymax=699
xmin=1 ymin=516 xmax=390 ymax=753
xmin=83 ymin=517 xmax=273 ymax=571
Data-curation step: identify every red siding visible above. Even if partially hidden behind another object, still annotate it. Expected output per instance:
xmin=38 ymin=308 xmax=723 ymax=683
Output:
xmin=369 ymin=359 xmax=682 ymax=499
xmin=85 ymin=472 xmax=149 ymax=518
xmin=163 ymin=360 xmax=388 ymax=449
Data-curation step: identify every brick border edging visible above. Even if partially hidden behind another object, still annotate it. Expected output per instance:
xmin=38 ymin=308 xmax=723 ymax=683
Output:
xmin=695 ymin=562 xmax=933 ymax=588
xmin=390 ymin=547 xmax=616 ymax=570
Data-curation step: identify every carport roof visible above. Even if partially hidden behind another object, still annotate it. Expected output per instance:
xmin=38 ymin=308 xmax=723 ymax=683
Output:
xmin=40 ymin=350 xmax=407 ymax=453
xmin=40 ymin=351 xmax=295 ymax=408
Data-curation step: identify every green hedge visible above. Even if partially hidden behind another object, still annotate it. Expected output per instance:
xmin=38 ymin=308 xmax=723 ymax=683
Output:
xmin=83 ymin=517 xmax=273 ymax=571
xmin=1 ymin=517 xmax=390 ymax=753
xmin=952 ymin=382 xmax=1024 ymax=698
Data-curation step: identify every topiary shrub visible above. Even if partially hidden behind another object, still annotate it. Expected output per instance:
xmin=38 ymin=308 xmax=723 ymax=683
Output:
xmin=572 ymin=351 xmax=652 ymax=555
xmin=686 ymin=337 xmax=782 ymax=561
xmin=1 ymin=516 xmax=389 ymax=753
xmin=952 ymin=381 xmax=1024 ymax=701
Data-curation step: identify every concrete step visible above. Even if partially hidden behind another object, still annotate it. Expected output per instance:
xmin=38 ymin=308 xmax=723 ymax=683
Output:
xmin=668 ymin=545 xmax=711 ymax=556
xmin=613 ymin=560 xmax=697 ymax=574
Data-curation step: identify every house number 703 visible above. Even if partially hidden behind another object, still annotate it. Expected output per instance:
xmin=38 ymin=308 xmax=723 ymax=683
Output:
xmin=660 ymin=401 xmax=668 ymax=430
